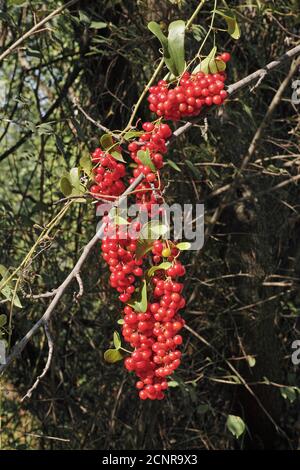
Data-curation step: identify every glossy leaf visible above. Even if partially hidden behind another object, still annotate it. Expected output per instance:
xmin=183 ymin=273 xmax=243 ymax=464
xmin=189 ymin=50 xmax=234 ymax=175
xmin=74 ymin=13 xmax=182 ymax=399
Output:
xmin=214 ymin=9 xmax=241 ymax=40
xmin=226 ymin=415 xmax=246 ymax=439
xmin=176 ymin=242 xmax=191 ymax=251
xmin=104 ymin=348 xmax=123 ymax=363
xmin=113 ymin=331 xmax=121 ymax=350
xmin=197 ymin=47 xmax=226 ymax=74
xmin=80 ymin=154 xmax=93 ymax=177
xmin=100 ymin=133 xmax=114 ymax=150
xmin=137 ymin=149 xmax=156 ymax=172
xmin=167 ymin=20 xmax=186 ymax=75
xmin=148 ymin=21 xmax=177 ymax=75
xmin=60 ymin=176 xmax=73 ymax=197
xmin=147 ymin=262 xmax=172 ymax=277
xmin=166 ymin=159 xmax=181 ymax=172
xmin=128 ymin=280 xmax=148 ymax=313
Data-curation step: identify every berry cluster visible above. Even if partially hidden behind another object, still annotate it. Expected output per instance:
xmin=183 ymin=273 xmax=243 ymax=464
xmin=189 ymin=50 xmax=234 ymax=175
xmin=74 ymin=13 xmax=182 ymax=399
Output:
xmin=101 ymin=220 xmax=143 ymax=304
xmin=123 ymin=263 xmax=186 ymax=400
xmin=90 ymin=51 xmax=231 ymax=400
xmin=90 ymin=148 xmax=126 ymax=200
xmin=128 ymin=122 xmax=172 ymax=212
xmin=147 ymin=53 xmax=230 ymax=121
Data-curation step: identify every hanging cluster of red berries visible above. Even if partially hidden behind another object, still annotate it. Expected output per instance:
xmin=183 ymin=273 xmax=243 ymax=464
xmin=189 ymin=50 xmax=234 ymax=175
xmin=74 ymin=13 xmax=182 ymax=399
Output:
xmin=147 ymin=53 xmax=230 ymax=121
xmin=128 ymin=122 xmax=171 ymax=212
xmin=90 ymin=52 xmax=230 ymax=400
xmin=90 ymin=148 xmax=126 ymax=200
xmin=101 ymin=222 xmax=143 ymax=304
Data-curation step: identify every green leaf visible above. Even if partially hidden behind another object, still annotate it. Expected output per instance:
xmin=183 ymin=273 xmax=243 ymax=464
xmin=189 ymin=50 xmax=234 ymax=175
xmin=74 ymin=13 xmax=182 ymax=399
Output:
xmin=148 ymin=21 xmax=177 ymax=76
xmin=60 ymin=176 xmax=73 ymax=197
xmin=104 ymin=349 xmax=123 ymax=363
xmin=214 ymin=9 xmax=241 ymax=40
xmin=167 ymin=380 xmax=179 ymax=388
xmin=128 ymin=280 xmax=148 ymax=313
xmin=8 ymin=0 xmax=27 ymax=5
xmin=79 ymin=10 xmax=91 ymax=25
xmin=137 ymin=149 xmax=156 ymax=172
xmin=90 ymin=21 xmax=107 ymax=29
xmin=100 ymin=133 xmax=114 ymax=150
xmin=0 ymin=314 xmax=7 ymax=328
xmin=246 ymin=355 xmax=256 ymax=368
xmin=69 ymin=167 xmax=80 ymax=190
xmin=198 ymin=47 xmax=226 ymax=74
xmin=166 ymin=159 xmax=181 ymax=172
xmin=111 ymin=149 xmax=125 ymax=162
xmin=117 ymin=318 xmax=124 ymax=325
xmin=167 ymin=20 xmax=186 ymax=75
xmin=0 ymin=268 xmax=22 ymax=309
xmin=185 ymin=160 xmax=202 ymax=178
xmin=176 ymin=242 xmax=191 ymax=251
xmin=226 ymin=415 xmax=246 ymax=439
xmin=12 ymin=293 xmax=22 ymax=308
xmin=113 ymin=331 xmax=121 ymax=350
xmin=124 ymin=131 xmax=143 ymax=140
xmin=0 ymin=265 xmax=8 ymax=279
xmin=80 ymin=154 xmax=92 ymax=177
xmin=280 ymin=386 xmax=299 ymax=403
xmin=147 ymin=262 xmax=172 ymax=277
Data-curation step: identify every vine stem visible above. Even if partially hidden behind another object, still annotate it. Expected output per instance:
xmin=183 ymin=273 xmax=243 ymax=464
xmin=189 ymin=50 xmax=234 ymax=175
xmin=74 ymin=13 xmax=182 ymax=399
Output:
xmin=123 ymin=0 xmax=207 ymax=131
xmin=0 ymin=201 xmax=73 ymax=293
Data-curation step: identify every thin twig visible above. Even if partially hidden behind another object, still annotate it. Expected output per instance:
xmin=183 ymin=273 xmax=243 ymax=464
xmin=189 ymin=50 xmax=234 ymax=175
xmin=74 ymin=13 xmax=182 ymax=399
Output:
xmin=71 ymin=96 xmax=119 ymax=139
xmin=0 ymin=0 xmax=80 ymax=64
xmin=21 ymin=322 xmax=54 ymax=401
xmin=75 ymin=273 xmax=84 ymax=299
xmin=0 ymin=173 xmax=145 ymax=375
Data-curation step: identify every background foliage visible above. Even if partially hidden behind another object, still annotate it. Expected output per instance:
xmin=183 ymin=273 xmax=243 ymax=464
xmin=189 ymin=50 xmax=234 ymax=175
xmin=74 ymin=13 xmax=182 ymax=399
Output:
xmin=0 ymin=0 xmax=300 ymax=450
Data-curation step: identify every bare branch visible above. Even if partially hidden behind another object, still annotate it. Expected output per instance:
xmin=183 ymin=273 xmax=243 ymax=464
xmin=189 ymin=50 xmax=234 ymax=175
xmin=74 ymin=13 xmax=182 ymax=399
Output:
xmin=0 ymin=173 xmax=145 ymax=375
xmin=75 ymin=273 xmax=84 ymax=300
xmin=21 ymin=322 xmax=54 ymax=401
xmin=0 ymin=0 xmax=80 ymax=64
xmin=173 ymin=44 xmax=300 ymax=140
xmin=71 ymin=95 xmax=120 ymax=139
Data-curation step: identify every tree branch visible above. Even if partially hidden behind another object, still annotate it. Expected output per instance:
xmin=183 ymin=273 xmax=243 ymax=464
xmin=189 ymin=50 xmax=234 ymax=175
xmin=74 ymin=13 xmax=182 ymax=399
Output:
xmin=173 ymin=43 xmax=300 ymax=139
xmin=0 ymin=173 xmax=145 ymax=375
xmin=0 ymin=0 xmax=80 ymax=64
xmin=21 ymin=322 xmax=54 ymax=402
